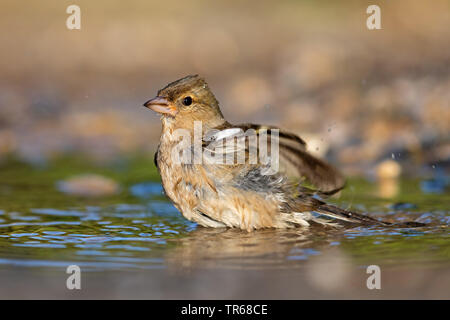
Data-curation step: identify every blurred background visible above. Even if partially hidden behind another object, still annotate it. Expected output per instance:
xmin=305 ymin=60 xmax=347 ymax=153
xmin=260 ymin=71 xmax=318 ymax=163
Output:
xmin=0 ymin=0 xmax=449 ymax=300
xmin=0 ymin=0 xmax=448 ymax=178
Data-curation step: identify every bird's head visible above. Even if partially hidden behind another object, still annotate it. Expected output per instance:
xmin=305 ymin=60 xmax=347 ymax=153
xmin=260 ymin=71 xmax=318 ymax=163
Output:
xmin=144 ymin=75 xmax=225 ymax=130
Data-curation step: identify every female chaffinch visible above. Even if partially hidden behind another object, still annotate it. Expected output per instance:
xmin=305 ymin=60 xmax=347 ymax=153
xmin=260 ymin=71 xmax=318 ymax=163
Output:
xmin=144 ymin=75 xmax=421 ymax=231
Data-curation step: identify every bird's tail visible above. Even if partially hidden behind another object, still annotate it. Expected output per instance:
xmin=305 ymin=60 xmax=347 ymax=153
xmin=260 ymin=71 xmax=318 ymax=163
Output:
xmin=316 ymin=203 xmax=425 ymax=228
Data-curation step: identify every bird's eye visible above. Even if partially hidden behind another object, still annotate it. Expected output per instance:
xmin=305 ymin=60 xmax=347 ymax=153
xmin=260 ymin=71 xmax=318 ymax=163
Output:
xmin=182 ymin=96 xmax=192 ymax=106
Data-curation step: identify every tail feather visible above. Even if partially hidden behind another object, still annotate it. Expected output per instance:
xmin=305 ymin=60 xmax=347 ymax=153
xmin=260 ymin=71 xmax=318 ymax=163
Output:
xmin=288 ymin=194 xmax=425 ymax=228
xmin=316 ymin=203 xmax=390 ymax=226
xmin=316 ymin=203 xmax=426 ymax=228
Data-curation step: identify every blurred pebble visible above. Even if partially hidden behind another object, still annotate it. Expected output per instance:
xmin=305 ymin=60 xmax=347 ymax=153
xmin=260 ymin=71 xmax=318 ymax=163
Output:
xmin=57 ymin=174 xmax=119 ymax=197
xmin=376 ymin=160 xmax=402 ymax=180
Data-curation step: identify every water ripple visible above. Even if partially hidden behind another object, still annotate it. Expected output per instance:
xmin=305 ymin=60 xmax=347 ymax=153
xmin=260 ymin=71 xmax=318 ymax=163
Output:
xmin=0 ymin=200 xmax=192 ymax=270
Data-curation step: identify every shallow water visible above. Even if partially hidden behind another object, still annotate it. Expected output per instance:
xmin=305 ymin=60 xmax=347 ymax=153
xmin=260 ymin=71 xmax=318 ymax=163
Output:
xmin=0 ymin=158 xmax=448 ymax=298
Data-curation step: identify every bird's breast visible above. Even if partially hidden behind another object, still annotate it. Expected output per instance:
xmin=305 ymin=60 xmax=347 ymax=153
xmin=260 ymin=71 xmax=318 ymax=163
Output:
xmin=156 ymin=137 xmax=216 ymax=219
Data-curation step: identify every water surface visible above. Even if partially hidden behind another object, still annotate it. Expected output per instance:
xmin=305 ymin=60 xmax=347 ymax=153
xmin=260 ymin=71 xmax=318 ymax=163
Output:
xmin=0 ymin=158 xmax=448 ymax=298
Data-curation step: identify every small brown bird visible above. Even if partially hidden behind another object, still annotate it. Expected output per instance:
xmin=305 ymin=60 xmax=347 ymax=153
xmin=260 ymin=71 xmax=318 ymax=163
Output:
xmin=143 ymin=75 xmax=417 ymax=231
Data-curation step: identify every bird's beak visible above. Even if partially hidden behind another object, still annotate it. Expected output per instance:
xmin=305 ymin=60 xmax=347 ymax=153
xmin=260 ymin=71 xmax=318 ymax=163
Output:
xmin=143 ymin=96 xmax=178 ymax=117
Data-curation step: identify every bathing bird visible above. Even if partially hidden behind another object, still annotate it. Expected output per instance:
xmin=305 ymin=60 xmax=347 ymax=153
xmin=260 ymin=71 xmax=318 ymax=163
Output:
xmin=143 ymin=75 xmax=418 ymax=231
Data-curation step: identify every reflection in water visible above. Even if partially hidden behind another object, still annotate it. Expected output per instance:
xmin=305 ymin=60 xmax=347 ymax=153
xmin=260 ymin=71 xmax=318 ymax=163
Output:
xmin=377 ymin=178 xmax=400 ymax=199
xmin=376 ymin=160 xmax=401 ymax=198
xmin=166 ymin=219 xmax=450 ymax=273
xmin=166 ymin=227 xmax=337 ymax=270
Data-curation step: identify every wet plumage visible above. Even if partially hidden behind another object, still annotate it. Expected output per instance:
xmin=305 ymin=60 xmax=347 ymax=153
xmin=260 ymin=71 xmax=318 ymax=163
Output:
xmin=143 ymin=75 xmax=421 ymax=231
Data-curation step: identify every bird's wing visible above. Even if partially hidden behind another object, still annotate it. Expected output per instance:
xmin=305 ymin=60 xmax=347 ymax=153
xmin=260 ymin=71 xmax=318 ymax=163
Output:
xmin=203 ymin=123 xmax=345 ymax=194
xmin=201 ymin=124 xmax=425 ymax=227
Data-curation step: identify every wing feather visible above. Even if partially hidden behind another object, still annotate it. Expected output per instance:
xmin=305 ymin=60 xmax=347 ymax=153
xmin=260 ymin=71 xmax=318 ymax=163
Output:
xmin=204 ymin=123 xmax=345 ymax=193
